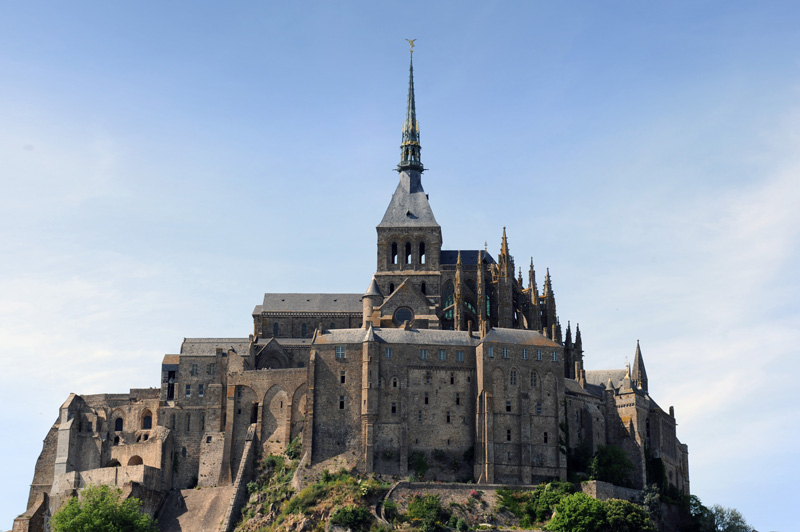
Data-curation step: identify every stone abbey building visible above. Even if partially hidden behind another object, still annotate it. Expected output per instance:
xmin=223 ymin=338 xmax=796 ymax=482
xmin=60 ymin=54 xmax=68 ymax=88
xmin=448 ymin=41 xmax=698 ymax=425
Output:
xmin=15 ymin=50 xmax=689 ymax=530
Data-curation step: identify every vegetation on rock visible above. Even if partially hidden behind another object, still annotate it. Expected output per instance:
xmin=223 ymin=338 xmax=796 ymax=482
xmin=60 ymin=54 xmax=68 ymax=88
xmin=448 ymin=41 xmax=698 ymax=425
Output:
xmin=51 ymin=484 xmax=158 ymax=532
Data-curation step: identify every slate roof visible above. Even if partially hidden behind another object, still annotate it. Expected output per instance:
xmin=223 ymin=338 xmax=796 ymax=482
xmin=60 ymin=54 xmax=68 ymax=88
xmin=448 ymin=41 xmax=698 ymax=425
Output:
xmin=564 ymin=378 xmax=604 ymax=399
xmin=440 ymin=250 xmax=496 ymax=265
xmin=584 ymin=369 xmax=627 ymax=389
xmin=378 ymin=173 xmax=439 ymax=228
xmin=314 ymin=327 xmax=480 ymax=347
xmin=180 ymin=338 xmax=250 ymax=357
xmin=256 ymin=293 xmax=364 ymax=314
xmin=483 ymin=328 xmax=561 ymax=347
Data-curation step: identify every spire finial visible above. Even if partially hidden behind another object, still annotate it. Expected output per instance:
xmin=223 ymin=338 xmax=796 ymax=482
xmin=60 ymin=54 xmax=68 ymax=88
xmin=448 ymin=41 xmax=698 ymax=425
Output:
xmin=501 ymin=226 xmax=509 ymax=255
xmin=398 ymin=40 xmax=423 ymax=173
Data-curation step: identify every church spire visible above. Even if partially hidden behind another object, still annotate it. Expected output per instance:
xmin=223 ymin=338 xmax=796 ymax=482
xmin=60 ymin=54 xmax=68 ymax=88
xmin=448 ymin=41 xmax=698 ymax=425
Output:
xmin=632 ymin=340 xmax=648 ymax=393
xmin=398 ymin=40 xmax=423 ymax=173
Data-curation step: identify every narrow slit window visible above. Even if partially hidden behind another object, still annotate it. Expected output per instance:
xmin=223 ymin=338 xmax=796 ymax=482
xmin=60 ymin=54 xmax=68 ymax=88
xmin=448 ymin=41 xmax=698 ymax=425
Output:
xmin=419 ymin=241 xmax=426 ymax=264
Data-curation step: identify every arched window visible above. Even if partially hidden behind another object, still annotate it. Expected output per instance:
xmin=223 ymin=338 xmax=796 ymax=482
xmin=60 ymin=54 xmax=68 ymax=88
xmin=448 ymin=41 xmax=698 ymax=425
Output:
xmin=329 ymin=322 xmax=336 ymax=330
xmin=141 ymin=410 xmax=152 ymax=430
xmin=421 ymin=282 xmax=426 ymax=294
xmin=128 ymin=456 xmax=143 ymax=466
xmin=301 ymin=323 xmax=307 ymax=337
xmin=531 ymin=372 xmax=538 ymax=388
xmin=389 ymin=283 xmax=395 ymax=294
xmin=273 ymin=323 xmax=279 ymax=337
xmin=391 ymin=242 xmax=398 ymax=265
xmin=405 ymin=242 xmax=412 ymax=264
xmin=419 ymin=242 xmax=426 ymax=264
xmin=114 ymin=418 xmax=123 ymax=432
xmin=510 ymin=370 xmax=517 ymax=386
xmin=392 ymin=377 xmax=398 ymax=388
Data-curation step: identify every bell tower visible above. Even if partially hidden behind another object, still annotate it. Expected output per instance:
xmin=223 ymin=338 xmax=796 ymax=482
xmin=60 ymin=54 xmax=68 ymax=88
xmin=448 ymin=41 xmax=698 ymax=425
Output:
xmin=375 ymin=41 xmax=443 ymax=307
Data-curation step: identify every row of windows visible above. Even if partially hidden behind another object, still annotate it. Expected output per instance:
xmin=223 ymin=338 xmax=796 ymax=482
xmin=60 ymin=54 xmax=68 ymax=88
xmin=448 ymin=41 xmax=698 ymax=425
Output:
xmin=487 ymin=346 xmax=558 ymax=362
xmin=185 ymin=384 xmax=205 ymax=398
xmin=389 ymin=241 xmax=427 ymax=266
xmin=269 ymin=322 xmax=339 ymax=337
xmin=189 ymin=363 xmax=215 ymax=376
xmin=504 ymin=400 xmax=545 ymax=415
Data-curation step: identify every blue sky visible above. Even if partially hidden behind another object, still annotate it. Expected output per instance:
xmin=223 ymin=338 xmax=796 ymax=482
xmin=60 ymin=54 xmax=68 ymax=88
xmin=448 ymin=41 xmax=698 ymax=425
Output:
xmin=1 ymin=2 xmax=798 ymax=530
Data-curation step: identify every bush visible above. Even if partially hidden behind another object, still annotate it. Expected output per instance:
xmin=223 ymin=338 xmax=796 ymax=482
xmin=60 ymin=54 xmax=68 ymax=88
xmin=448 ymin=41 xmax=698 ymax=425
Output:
xmin=497 ymin=481 xmax=574 ymax=527
xmin=285 ymin=434 xmax=302 ymax=460
xmin=547 ymin=493 xmax=655 ymax=532
xmin=330 ymin=505 xmax=373 ymax=532
xmin=589 ymin=445 xmax=635 ymax=487
xmin=51 ymin=485 xmax=158 ymax=532
xmin=456 ymin=517 xmax=469 ymax=531
xmin=382 ymin=499 xmax=399 ymax=522
xmin=407 ymin=494 xmax=448 ymax=532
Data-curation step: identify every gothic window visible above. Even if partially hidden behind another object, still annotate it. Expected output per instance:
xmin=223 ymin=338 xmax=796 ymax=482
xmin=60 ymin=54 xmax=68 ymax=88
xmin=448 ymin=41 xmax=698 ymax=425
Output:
xmin=301 ymin=323 xmax=307 ymax=337
xmin=510 ymin=370 xmax=517 ymax=386
xmin=273 ymin=323 xmax=279 ymax=337
xmin=114 ymin=417 xmax=123 ymax=431
xmin=391 ymin=242 xmax=398 ymax=265
xmin=456 ymin=350 xmax=464 ymax=362
xmin=464 ymin=300 xmax=477 ymax=314
xmin=330 ymin=322 xmax=336 ymax=330
xmin=113 ymin=436 xmax=120 ymax=445
xmin=486 ymin=297 xmax=491 ymax=317
xmin=531 ymin=372 xmax=538 ymax=387
xmin=442 ymin=282 xmax=454 ymax=319
xmin=389 ymin=283 xmax=395 ymax=294
xmin=439 ymin=349 xmax=446 ymax=361
xmin=405 ymin=242 xmax=412 ymax=264
xmin=419 ymin=241 xmax=426 ymax=264
xmin=421 ymin=281 xmax=427 ymax=294
xmin=335 ymin=346 xmax=346 ymax=359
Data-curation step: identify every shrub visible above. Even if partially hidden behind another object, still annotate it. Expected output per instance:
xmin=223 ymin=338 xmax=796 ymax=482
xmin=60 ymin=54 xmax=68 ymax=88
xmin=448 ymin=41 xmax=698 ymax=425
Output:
xmin=589 ymin=445 xmax=634 ymax=487
xmin=604 ymin=498 xmax=656 ymax=532
xmin=51 ymin=485 xmax=158 ymax=532
xmin=547 ymin=493 xmax=656 ymax=532
xmin=456 ymin=517 xmax=469 ymax=531
xmin=497 ymin=481 xmax=574 ymax=527
xmin=383 ymin=499 xmax=398 ymax=522
xmin=330 ymin=505 xmax=373 ymax=532
xmin=407 ymin=494 xmax=448 ymax=532
xmin=285 ymin=434 xmax=302 ymax=460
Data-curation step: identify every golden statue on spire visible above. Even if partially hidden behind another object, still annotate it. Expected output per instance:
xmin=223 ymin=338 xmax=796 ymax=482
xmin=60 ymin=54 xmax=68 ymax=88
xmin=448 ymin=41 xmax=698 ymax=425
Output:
xmin=406 ymin=38 xmax=416 ymax=53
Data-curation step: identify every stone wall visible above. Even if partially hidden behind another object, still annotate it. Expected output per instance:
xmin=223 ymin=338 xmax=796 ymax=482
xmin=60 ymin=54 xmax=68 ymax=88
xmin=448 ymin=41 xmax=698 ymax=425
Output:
xmin=579 ymin=479 xmax=641 ymax=502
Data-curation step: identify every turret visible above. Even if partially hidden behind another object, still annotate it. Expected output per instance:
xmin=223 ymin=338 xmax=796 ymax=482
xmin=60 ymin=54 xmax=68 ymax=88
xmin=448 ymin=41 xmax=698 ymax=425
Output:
xmin=454 ymin=251 xmax=464 ymax=331
xmin=362 ymin=277 xmax=384 ymax=327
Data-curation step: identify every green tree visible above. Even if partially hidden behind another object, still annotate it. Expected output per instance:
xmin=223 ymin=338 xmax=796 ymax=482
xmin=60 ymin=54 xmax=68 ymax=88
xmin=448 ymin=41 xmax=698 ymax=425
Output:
xmin=51 ymin=485 xmax=158 ymax=532
xmin=589 ymin=444 xmax=635 ymax=487
xmin=710 ymin=504 xmax=751 ymax=532
xmin=604 ymin=498 xmax=656 ymax=532
xmin=548 ymin=493 xmax=606 ymax=532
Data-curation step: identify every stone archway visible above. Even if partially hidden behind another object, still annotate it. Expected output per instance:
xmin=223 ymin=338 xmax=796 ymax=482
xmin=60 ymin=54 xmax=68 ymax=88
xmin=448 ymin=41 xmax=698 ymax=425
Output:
xmin=262 ymin=386 xmax=289 ymax=456
xmin=290 ymin=383 xmax=307 ymax=442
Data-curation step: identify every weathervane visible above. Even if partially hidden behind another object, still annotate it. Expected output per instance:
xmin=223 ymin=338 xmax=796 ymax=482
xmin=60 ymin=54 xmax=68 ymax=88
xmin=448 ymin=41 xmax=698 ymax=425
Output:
xmin=406 ymin=38 xmax=416 ymax=53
